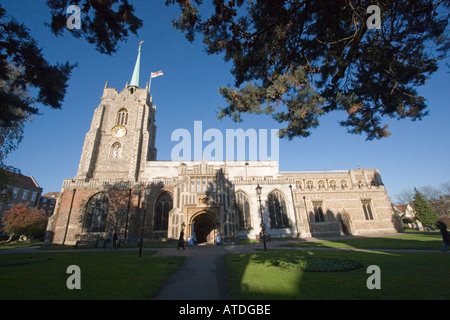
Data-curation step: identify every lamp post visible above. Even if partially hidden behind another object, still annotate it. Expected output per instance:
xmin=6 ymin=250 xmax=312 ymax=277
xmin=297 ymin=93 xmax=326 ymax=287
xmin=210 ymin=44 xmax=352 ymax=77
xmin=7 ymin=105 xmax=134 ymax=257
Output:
xmin=256 ymin=184 xmax=267 ymax=251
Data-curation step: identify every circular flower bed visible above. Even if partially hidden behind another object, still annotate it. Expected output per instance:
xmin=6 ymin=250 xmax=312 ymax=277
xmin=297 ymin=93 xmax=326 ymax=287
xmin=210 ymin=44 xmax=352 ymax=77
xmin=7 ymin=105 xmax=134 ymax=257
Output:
xmin=275 ymin=257 xmax=363 ymax=272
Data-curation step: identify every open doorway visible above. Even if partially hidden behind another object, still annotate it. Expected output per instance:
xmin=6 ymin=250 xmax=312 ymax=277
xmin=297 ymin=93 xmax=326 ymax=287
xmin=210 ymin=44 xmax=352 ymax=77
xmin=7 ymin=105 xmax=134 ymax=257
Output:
xmin=192 ymin=211 xmax=216 ymax=244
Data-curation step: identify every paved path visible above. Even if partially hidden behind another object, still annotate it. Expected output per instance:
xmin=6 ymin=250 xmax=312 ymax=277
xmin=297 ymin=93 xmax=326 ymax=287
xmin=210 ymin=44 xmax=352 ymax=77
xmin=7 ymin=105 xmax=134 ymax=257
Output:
xmin=151 ymin=245 xmax=230 ymax=300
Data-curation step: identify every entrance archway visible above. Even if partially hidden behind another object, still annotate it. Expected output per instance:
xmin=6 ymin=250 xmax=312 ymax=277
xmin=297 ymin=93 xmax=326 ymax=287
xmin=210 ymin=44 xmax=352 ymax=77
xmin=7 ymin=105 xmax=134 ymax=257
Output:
xmin=192 ymin=211 xmax=216 ymax=244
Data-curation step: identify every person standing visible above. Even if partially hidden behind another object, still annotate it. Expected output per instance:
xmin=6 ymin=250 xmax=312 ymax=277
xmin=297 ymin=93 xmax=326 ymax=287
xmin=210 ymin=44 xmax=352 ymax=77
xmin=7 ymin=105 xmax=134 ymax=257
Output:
xmin=436 ymin=221 xmax=449 ymax=252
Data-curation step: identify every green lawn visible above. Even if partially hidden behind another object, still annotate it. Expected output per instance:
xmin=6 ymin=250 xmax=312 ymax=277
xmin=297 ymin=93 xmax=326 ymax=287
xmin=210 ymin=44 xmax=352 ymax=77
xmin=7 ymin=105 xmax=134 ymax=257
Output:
xmin=224 ymin=249 xmax=449 ymax=300
xmin=225 ymin=232 xmax=450 ymax=300
xmin=0 ymin=250 xmax=184 ymax=300
xmin=1 ymin=232 xmax=448 ymax=300
xmin=224 ymin=233 xmax=449 ymax=300
xmin=282 ymin=232 xmax=444 ymax=250
xmin=0 ymin=241 xmax=43 ymax=250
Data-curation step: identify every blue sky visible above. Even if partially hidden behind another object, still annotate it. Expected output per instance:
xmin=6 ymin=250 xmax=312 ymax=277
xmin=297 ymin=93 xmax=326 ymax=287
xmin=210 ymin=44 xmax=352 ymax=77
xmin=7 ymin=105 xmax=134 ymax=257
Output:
xmin=2 ymin=1 xmax=449 ymax=201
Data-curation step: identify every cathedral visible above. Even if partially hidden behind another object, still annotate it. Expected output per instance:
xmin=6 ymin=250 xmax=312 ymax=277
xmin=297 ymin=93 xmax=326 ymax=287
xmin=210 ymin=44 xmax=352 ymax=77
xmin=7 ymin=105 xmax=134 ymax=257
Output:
xmin=45 ymin=45 xmax=403 ymax=246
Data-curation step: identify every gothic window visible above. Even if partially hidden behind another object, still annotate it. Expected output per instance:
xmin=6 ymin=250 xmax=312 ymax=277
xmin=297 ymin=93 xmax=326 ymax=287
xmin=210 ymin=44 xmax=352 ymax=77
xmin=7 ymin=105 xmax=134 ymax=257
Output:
xmin=306 ymin=180 xmax=314 ymax=190
xmin=235 ymin=191 xmax=251 ymax=230
xmin=313 ymin=202 xmax=325 ymax=222
xmin=154 ymin=192 xmax=173 ymax=231
xmin=268 ymin=190 xmax=290 ymax=229
xmin=341 ymin=180 xmax=348 ymax=189
xmin=362 ymin=200 xmax=374 ymax=220
xmin=189 ymin=176 xmax=215 ymax=193
xmin=116 ymin=108 xmax=128 ymax=125
xmin=110 ymin=142 xmax=122 ymax=159
xmin=84 ymin=193 xmax=109 ymax=233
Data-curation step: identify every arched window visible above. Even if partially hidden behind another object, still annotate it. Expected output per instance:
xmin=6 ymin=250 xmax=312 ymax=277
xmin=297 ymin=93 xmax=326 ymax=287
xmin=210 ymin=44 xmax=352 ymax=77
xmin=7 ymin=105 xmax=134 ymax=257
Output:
xmin=235 ymin=191 xmax=251 ymax=230
xmin=268 ymin=190 xmax=289 ymax=229
xmin=306 ymin=180 xmax=314 ymax=190
xmin=116 ymin=108 xmax=128 ymax=125
xmin=318 ymin=180 xmax=325 ymax=190
xmin=329 ymin=180 xmax=337 ymax=190
xmin=110 ymin=142 xmax=122 ymax=159
xmin=84 ymin=193 xmax=109 ymax=233
xmin=362 ymin=200 xmax=374 ymax=220
xmin=154 ymin=192 xmax=173 ymax=231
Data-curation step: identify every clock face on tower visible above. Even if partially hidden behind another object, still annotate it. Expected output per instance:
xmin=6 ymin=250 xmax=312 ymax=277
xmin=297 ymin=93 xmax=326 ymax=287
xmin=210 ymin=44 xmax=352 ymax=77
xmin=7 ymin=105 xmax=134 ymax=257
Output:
xmin=111 ymin=125 xmax=127 ymax=139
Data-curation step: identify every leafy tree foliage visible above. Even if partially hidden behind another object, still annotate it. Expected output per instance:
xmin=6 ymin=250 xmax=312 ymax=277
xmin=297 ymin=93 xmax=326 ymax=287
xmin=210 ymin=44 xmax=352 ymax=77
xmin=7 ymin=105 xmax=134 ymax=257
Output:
xmin=2 ymin=203 xmax=48 ymax=241
xmin=413 ymin=188 xmax=438 ymax=227
xmin=47 ymin=0 xmax=143 ymax=55
xmin=166 ymin=0 xmax=450 ymax=140
xmin=1 ymin=0 xmax=143 ymax=196
xmin=0 ymin=5 xmax=75 ymax=192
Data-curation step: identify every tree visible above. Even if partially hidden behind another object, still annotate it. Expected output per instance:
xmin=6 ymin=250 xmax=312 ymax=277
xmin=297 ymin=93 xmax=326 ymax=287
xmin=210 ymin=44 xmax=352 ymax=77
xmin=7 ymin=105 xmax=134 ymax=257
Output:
xmin=0 ymin=1 xmax=143 ymax=197
xmin=413 ymin=188 xmax=438 ymax=227
xmin=47 ymin=0 xmax=143 ymax=55
xmin=2 ymin=203 xmax=48 ymax=241
xmin=440 ymin=182 xmax=450 ymax=196
xmin=0 ymin=4 xmax=75 ymax=196
xmin=166 ymin=0 xmax=450 ymax=140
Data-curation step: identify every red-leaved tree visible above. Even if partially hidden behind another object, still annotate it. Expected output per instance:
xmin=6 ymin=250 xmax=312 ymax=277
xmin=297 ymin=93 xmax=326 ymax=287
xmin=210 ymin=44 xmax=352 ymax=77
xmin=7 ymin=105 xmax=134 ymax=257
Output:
xmin=2 ymin=203 xmax=48 ymax=242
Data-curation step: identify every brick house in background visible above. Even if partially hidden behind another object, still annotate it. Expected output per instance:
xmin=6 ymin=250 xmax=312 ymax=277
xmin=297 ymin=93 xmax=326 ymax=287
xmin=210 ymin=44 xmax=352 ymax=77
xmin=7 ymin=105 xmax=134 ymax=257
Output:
xmin=0 ymin=171 xmax=43 ymax=229
xmin=38 ymin=192 xmax=60 ymax=216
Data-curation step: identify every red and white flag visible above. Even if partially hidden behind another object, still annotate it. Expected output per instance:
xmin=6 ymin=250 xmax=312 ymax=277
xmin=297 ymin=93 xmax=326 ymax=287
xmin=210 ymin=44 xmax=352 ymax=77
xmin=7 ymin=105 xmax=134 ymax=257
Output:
xmin=151 ymin=70 xmax=164 ymax=78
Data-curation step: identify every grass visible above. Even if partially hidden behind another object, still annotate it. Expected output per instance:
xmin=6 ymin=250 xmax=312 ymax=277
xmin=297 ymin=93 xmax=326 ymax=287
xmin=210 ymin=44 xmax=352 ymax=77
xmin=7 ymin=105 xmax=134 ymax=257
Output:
xmin=224 ymin=249 xmax=450 ymax=300
xmin=0 ymin=241 xmax=43 ymax=250
xmin=0 ymin=232 xmax=448 ymax=300
xmin=282 ymin=232 xmax=443 ymax=250
xmin=0 ymin=250 xmax=184 ymax=300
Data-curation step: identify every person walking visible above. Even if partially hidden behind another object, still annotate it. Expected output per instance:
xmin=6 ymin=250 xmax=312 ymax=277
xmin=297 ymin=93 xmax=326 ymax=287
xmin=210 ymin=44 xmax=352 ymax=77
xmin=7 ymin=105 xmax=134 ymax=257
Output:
xmin=436 ymin=221 xmax=449 ymax=252
xmin=177 ymin=230 xmax=185 ymax=250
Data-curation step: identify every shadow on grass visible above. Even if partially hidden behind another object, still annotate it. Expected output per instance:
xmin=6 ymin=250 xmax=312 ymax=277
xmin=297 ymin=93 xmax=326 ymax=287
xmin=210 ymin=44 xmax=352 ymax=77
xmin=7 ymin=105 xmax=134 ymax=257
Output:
xmin=224 ymin=248 xmax=450 ymax=300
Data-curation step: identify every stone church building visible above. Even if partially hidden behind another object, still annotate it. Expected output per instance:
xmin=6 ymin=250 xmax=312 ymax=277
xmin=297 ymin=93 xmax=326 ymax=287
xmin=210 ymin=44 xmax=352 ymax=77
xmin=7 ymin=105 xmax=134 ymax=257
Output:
xmin=45 ymin=45 xmax=402 ymax=246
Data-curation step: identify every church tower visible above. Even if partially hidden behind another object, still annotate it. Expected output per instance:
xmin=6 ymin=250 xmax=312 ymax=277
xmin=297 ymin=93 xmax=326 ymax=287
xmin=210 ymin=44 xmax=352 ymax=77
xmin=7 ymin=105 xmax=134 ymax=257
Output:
xmin=76 ymin=42 xmax=157 ymax=182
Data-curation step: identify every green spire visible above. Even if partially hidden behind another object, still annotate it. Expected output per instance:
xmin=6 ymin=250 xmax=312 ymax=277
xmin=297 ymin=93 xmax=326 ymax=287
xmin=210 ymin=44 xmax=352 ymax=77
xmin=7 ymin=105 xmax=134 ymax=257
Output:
xmin=129 ymin=41 xmax=143 ymax=87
